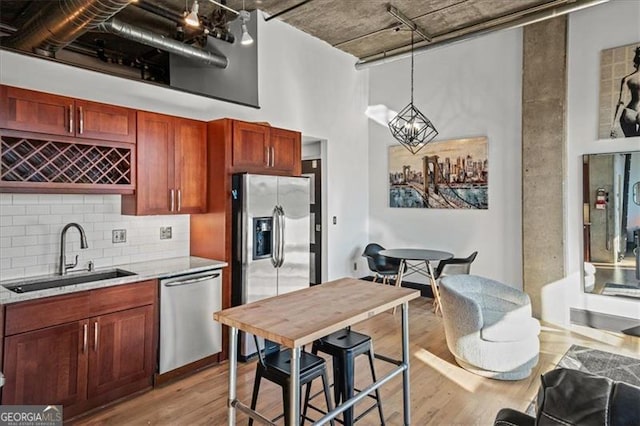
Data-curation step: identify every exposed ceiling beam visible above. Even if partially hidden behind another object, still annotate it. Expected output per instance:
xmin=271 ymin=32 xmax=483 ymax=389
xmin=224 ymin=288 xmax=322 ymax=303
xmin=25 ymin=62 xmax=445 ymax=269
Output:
xmin=355 ymin=0 xmax=610 ymax=69
xmin=386 ymin=4 xmax=431 ymax=42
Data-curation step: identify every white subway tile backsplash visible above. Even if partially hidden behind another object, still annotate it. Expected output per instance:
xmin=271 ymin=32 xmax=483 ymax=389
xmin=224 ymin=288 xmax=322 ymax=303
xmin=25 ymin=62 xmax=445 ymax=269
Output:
xmin=50 ymin=205 xmax=73 ymax=215
xmin=11 ymin=236 xmax=38 ymax=247
xmin=38 ymin=215 xmax=63 ymax=225
xmin=0 ymin=194 xmax=12 ymax=205
xmin=1 ymin=205 xmax=26 ymax=216
xmin=0 ymin=194 xmax=190 ymax=281
xmin=84 ymin=195 xmax=104 ymax=204
xmin=73 ymin=204 xmax=95 ymax=214
xmin=13 ymin=215 xmax=39 ymax=226
xmin=1 ymin=268 xmax=25 ymax=280
xmin=83 ymin=213 xmax=104 ymax=223
xmin=0 ymin=216 xmax=11 ymax=227
xmin=12 ymin=194 xmax=40 ymax=204
xmin=38 ymin=194 xmax=63 ymax=204
xmin=1 ymin=247 xmax=26 ymax=259
xmin=26 ymin=205 xmax=51 ymax=215
xmin=12 ymin=256 xmax=39 ymax=268
xmin=1 ymin=226 xmax=26 ymax=237
xmin=62 ymin=195 xmax=85 ymax=204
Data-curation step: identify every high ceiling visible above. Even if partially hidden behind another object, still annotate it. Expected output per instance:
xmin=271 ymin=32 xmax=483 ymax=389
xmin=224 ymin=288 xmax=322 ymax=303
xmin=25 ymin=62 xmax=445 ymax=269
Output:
xmin=0 ymin=0 xmax=603 ymax=84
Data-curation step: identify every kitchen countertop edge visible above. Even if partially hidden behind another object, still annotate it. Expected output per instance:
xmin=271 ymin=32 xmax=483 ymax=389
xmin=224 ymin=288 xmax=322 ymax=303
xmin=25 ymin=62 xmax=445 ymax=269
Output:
xmin=0 ymin=256 xmax=227 ymax=305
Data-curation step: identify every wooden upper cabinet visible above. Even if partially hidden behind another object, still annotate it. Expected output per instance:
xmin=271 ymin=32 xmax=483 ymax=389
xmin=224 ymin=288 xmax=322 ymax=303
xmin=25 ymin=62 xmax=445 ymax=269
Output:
xmin=0 ymin=85 xmax=136 ymax=143
xmin=2 ymin=320 xmax=89 ymax=406
xmin=129 ymin=111 xmax=173 ymax=215
xmin=270 ymin=127 xmax=301 ymax=174
xmin=122 ymin=111 xmax=206 ymax=215
xmin=175 ymin=118 xmax=207 ymax=214
xmin=230 ymin=120 xmax=301 ymax=175
xmin=75 ymin=99 xmax=136 ymax=143
xmin=232 ymin=120 xmax=269 ymax=170
xmin=0 ymin=85 xmax=75 ymax=136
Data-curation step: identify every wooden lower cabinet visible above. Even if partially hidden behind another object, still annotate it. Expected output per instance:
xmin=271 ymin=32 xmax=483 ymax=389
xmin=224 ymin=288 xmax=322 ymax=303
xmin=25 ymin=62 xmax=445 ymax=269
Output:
xmin=1 ymin=281 xmax=157 ymax=419
xmin=2 ymin=321 xmax=89 ymax=406
xmin=88 ymin=305 xmax=154 ymax=399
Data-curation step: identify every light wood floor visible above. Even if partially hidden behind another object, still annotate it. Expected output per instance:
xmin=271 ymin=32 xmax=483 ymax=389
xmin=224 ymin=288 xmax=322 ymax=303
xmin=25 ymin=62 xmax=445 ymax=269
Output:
xmin=71 ymin=297 xmax=639 ymax=426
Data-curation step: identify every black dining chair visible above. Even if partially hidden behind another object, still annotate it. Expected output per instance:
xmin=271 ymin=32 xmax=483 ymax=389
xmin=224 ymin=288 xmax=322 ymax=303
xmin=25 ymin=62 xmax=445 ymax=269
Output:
xmin=433 ymin=251 xmax=478 ymax=279
xmin=430 ymin=251 xmax=478 ymax=314
xmin=250 ymin=336 xmax=335 ymax=426
xmin=362 ymin=243 xmax=403 ymax=285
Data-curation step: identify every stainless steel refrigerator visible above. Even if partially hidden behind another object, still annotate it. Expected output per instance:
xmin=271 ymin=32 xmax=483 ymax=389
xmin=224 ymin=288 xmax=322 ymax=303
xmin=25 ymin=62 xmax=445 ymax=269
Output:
xmin=231 ymin=173 xmax=310 ymax=360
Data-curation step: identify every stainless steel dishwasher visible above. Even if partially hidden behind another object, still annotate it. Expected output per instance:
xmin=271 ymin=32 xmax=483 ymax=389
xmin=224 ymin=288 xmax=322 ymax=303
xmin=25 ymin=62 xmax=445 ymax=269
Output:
xmin=159 ymin=269 xmax=222 ymax=374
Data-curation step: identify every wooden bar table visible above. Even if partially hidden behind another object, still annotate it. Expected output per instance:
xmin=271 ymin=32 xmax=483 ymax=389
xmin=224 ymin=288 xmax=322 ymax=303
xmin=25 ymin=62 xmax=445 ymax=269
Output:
xmin=214 ymin=277 xmax=420 ymax=426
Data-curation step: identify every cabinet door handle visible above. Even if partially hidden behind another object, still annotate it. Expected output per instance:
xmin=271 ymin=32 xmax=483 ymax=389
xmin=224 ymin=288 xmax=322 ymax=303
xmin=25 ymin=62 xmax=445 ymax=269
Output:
xmin=270 ymin=146 xmax=275 ymax=167
xmin=83 ymin=323 xmax=88 ymax=353
xmin=265 ymin=147 xmax=270 ymax=167
xmin=177 ymin=189 xmax=182 ymax=212
xmin=94 ymin=322 xmax=99 ymax=352
xmin=68 ymin=104 xmax=74 ymax=134
xmin=170 ymin=189 xmax=175 ymax=212
xmin=78 ymin=106 xmax=84 ymax=134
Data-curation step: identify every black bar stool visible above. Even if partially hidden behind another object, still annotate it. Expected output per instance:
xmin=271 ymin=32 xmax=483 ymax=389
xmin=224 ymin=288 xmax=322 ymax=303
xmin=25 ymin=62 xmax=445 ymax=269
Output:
xmin=250 ymin=336 xmax=335 ymax=426
xmin=305 ymin=329 xmax=385 ymax=425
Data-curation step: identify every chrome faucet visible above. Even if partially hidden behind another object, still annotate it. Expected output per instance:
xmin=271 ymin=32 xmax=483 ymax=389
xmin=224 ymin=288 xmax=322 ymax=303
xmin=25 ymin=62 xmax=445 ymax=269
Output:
xmin=59 ymin=223 xmax=89 ymax=275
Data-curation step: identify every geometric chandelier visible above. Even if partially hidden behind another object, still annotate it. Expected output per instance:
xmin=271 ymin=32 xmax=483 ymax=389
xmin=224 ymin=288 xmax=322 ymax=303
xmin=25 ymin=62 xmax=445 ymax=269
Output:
xmin=388 ymin=30 xmax=438 ymax=155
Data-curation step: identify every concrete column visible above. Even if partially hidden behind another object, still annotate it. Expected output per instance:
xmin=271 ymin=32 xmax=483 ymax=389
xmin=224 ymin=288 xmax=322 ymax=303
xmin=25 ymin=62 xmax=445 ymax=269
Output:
xmin=522 ymin=17 xmax=567 ymax=318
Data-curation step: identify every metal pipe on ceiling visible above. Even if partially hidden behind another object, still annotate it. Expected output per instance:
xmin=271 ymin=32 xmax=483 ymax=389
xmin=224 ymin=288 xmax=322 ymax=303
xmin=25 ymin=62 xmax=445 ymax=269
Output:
xmin=264 ymin=0 xmax=315 ymax=22
xmin=98 ymin=18 xmax=228 ymax=68
xmin=7 ymin=0 xmax=132 ymax=56
xmin=355 ymin=0 xmax=610 ymax=70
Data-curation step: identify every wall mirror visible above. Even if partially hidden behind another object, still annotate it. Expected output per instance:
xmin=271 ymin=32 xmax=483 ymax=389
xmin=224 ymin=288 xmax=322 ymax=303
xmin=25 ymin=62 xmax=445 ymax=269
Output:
xmin=583 ymin=151 xmax=640 ymax=299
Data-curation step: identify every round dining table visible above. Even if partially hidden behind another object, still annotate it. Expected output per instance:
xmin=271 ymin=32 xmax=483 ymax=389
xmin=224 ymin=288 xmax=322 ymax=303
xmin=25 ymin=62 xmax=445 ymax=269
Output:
xmin=379 ymin=248 xmax=453 ymax=314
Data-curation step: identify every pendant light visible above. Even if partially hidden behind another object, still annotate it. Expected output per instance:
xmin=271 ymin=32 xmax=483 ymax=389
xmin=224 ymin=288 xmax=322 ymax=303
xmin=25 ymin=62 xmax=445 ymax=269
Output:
xmin=184 ymin=0 xmax=200 ymax=28
xmin=388 ymin=30 xmax=438 ymax=155
xmin=239 ymin=0 xmax=253 ymax=45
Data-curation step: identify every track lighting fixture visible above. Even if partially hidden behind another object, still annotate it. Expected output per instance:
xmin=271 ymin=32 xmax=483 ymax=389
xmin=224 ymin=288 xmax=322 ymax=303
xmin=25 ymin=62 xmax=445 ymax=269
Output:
xmin=207 ymin=0 xmax=253 ymax=46
xmin=184 ymin=0 xmax=200 ymax=28
xmin=239 ymin=10 xmax=253 ymax=45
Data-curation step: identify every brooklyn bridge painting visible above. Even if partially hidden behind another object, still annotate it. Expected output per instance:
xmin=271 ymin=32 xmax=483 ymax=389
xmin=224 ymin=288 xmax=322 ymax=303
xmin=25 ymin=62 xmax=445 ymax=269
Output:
xmin=389 ymin=137 xmax=488 ymax=209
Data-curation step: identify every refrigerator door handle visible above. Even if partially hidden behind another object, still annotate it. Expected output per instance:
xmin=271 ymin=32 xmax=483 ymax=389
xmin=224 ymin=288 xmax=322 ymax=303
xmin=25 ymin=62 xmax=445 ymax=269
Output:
xmin=271 ymin=206 xmax=280 ymax=267
xmin=277 ymin=206 xmax=286 ymax=267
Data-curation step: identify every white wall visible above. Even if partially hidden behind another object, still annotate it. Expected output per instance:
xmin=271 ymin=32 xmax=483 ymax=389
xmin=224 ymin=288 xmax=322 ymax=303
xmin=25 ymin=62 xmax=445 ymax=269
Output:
xmin=0 ymin=13 xmax=370 ymax=281
xmin=367 ymin=29 xmax=523 ymax=286
xmin=565 ymin=0 xmax=640 ymax=320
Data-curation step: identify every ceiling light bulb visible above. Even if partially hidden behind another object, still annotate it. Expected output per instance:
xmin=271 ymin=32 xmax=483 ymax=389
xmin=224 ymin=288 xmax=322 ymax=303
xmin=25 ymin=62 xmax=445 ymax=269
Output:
xmin=241 ymin=23 xmax=254 ymax=45
xmin=185 ymin=0 xmax=200 ymax=27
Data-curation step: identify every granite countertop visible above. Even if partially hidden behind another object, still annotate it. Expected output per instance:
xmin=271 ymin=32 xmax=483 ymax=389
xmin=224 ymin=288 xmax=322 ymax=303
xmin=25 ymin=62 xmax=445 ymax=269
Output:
xmin=0 ymin=256 xmax=227 ymax=305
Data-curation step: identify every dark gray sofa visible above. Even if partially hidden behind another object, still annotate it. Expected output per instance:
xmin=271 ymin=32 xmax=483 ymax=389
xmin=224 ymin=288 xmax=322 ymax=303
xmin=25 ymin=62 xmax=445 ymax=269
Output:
xmin=494 ymin=368 xmax=640 ymax=426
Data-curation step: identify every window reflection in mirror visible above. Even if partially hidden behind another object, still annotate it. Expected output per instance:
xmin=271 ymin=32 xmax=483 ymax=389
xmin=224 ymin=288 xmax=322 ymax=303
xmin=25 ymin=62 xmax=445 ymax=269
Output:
xmin=583 ymin=152 xmax=640 ymax=299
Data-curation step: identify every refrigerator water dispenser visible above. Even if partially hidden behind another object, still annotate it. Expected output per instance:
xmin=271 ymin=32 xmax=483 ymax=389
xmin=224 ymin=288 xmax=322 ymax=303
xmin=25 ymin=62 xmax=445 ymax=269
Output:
xmin=253 ymin=217 xmax=272 ymax=259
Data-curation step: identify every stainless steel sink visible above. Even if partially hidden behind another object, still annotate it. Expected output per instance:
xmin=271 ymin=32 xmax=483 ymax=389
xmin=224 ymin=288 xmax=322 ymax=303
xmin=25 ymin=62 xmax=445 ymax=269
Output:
xmin=3 ymin=269 xmax=137 ymax=294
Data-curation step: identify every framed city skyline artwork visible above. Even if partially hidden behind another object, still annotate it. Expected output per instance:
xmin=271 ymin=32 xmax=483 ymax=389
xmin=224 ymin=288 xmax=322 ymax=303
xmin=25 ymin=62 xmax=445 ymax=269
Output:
xmin=389 ymin=137 xmax=488 ymax=209
xmin=598 ymin=42 xmax=640 ymax=139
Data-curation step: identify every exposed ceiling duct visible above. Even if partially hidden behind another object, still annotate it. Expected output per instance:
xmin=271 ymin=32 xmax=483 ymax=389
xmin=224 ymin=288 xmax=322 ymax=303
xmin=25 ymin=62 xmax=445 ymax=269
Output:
xmin=7 ymin=0 xmax=132 ymax=56
xmin=98 ymin=18 xmax=228 ymax=68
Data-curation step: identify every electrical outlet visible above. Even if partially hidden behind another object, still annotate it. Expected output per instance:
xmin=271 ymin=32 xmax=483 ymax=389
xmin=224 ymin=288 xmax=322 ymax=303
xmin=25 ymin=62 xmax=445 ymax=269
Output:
xmin=160 ymin=226 xmax=172 ymax=240
xmin=112 ymin=229 xmax=126 ymax=243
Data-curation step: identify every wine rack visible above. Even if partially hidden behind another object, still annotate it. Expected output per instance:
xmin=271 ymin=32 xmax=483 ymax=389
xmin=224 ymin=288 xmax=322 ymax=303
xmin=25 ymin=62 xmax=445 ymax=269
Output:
xmin=1 ymin=135 xmax=134 ymax=193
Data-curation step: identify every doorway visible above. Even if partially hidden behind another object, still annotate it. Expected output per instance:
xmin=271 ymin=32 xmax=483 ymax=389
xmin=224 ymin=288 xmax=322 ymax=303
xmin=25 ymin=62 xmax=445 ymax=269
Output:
xmin=302 ymin=159 xmax=322 ymax=285
xmin=302 ymin=137 xmax=327 ymax=285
